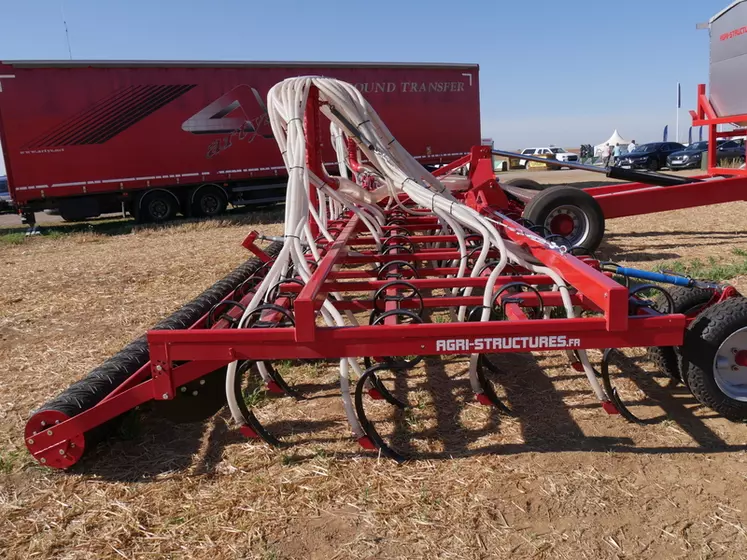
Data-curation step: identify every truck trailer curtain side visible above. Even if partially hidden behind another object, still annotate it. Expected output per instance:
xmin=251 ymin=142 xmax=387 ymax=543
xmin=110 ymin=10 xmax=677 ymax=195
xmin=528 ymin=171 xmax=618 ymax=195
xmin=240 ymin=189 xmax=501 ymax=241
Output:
xmin=0 ymin=61 xmax=480 ymax=222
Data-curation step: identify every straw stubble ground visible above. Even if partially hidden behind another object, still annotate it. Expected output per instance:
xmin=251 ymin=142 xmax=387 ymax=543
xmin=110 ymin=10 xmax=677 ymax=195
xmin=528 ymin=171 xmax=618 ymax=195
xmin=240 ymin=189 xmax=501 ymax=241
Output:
xmin=1 ymin=203 xmax=747 ymax=559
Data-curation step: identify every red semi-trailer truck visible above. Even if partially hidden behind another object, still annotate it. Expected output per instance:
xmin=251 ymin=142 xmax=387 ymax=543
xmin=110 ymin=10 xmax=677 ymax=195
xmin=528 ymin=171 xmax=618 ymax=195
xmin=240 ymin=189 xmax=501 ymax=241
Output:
xmin=0 ymin=61 xmax=480 ymax=223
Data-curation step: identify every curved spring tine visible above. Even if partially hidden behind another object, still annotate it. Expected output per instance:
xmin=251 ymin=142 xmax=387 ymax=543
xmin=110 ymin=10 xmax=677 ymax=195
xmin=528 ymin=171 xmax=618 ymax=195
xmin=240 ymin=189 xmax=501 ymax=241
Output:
xmin=367 ymin=366 xmax=408 ymax=409
xmin=629 ymin=284 xmax=675 ymax=315
xmin=599 ymin=349 xmax=656 ymax=425
xmin=262 ymin=361 xmax=306 ymax=400
xmin=493 ymin=282 xmax=545 ymax=319
xmin=365 ymin=309 xmax=424 ymax=370
xmin=233 ymin=363 xmax=284 ymax=446
xmin=354 ymin=365 xmax=407 ymax=463
xmin=475 ymin=356 xmax=514 ymax=415
xmin=477 ymin=353 xmax=504 ymax=375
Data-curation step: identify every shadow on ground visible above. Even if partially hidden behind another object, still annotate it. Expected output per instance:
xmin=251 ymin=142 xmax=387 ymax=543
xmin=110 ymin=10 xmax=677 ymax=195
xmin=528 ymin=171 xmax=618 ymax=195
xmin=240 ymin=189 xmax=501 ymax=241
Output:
xmin=70 ymin=350 xmax=746 ymax=482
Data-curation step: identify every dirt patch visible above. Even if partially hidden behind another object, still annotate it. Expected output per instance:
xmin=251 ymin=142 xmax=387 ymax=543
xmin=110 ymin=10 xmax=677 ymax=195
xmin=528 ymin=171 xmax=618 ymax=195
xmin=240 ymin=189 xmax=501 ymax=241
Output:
xmin=1 ymin=205 xmax=747 ymax=559
xmin=601 ymin=201 xmax=747 ymax=294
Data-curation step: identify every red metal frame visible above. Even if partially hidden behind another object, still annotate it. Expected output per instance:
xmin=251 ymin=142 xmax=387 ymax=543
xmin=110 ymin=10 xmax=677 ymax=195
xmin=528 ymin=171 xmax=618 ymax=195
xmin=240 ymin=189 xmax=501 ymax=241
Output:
xmin=29 ymin=82 xmax=747 ymax=469
xmin=690 ymin=83 xmax=747 ymax=176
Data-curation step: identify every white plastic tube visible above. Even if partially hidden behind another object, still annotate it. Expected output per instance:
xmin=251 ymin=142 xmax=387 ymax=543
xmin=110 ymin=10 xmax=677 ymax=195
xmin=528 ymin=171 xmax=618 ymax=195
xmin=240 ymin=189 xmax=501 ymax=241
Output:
xmin=225 ymin=76 xmax=609 ymax=439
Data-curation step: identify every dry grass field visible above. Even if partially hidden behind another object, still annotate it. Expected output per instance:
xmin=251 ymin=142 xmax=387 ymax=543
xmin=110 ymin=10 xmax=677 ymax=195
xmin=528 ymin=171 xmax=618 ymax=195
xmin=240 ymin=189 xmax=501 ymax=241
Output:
xmin=1 ymin=198 xmax=747 ymax=560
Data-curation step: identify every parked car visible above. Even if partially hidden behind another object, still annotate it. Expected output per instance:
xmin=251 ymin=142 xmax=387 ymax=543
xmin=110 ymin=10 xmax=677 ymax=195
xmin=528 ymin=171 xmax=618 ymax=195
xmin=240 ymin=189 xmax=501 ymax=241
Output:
xmin=667 ymin=140 xmax=745 ymax=170
xmin=519 ymin=147 xmax=579 ymax=168
xmin=615 ymin=142 xmax=685 ymax=171
xmin=0 ymin=176 xmax=13 ymax=213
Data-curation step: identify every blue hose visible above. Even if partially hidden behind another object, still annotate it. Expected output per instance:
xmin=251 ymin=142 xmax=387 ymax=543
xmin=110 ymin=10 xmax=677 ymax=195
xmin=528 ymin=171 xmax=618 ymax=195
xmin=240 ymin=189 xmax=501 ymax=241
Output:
xmin=613 ymin=267 xmax=693 ymax=287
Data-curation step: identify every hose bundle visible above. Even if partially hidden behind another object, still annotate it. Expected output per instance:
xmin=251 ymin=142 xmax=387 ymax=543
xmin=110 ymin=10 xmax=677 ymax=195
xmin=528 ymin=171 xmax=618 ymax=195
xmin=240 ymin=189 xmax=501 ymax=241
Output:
xmin=223 ymin=77 xmax=610 ymax=441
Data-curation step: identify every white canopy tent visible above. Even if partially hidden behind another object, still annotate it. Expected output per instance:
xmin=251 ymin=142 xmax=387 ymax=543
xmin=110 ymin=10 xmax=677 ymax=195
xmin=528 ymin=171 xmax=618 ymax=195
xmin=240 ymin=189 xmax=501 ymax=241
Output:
xmin=594 ymin=130 xmax=631 ymax=156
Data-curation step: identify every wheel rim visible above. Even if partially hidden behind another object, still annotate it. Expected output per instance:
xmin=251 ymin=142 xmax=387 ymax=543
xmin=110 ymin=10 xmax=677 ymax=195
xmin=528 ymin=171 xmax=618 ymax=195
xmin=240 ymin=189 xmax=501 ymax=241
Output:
xmin=200 ymin=194 xmax=220 ymax=215
xmin=544 ymin=205 xmax=590 ymax=247
xmin=713 ymin=326 xmax=747 ymax=401
xmin=149 ymin=199 xmax=169 ymax=220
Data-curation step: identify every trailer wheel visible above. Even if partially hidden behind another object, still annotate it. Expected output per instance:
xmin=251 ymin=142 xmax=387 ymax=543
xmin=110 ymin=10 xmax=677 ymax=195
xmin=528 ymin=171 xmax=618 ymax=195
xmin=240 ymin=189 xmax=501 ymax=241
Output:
xmin=682 ymin=297 xmax=747 ymax=420
xmin=521 ymin=185 xmax=605 ymax=251
xmin=193 ymin=186 xmax=228 ymax=218
xmin=140 ymin=190 xmax=177 ymax=222
xmin=503 ymin=178 xmax=543 ymax=191
xmin=647 ymin=286 xmax=715 ymax=382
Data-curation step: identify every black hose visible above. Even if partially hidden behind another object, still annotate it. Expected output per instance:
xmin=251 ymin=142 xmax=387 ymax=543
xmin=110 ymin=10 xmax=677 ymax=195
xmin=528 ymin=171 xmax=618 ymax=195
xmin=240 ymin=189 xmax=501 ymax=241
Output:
xmin=35 ymin=241 xmax=284 ymax=419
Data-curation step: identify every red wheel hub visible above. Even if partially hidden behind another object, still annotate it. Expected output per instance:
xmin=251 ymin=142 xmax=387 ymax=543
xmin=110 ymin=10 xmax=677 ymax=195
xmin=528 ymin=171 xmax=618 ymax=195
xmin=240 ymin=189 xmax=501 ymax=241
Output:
xmin=736 ymin=350 xmax=747 ymax=367
xmin=550 ymin=214 xmax=574 ymax=236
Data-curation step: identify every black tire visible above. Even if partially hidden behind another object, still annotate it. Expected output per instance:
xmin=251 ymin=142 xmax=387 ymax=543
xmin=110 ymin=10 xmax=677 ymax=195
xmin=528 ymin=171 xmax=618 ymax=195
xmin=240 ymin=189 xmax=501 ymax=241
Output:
xmin=192 ymin=186 xmax=228 ymax=218
xmin=139 ymin=191 xmax=177 ymax=223
xmin=647 ymin=286 xmax=715 ymax=382
xmin=503 ymin=178 xmax=543 ymax=191
xmin=59 ymin=207 xmax=97 ymax=222
xmin=647 ymin=158 xmax=659 ymax=171
xmin=682 ymin=297 xmax=747 ymax=420
xmin=59 ymin=210 xmax=86 ymax=222
xmin=521 ymin=185 xmax=605 ymax=251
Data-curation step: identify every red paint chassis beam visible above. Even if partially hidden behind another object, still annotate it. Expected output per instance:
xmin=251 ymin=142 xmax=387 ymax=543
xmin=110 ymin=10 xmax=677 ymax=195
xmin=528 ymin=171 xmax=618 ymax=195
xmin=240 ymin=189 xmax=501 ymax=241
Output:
xmin=289 ymin=274 xmax=555 ymax=292
xmin=491 ymin=212 xmax=629 ymax=331
xmin=593 ymin=176 xmax=747 ymax=219
xmin=294 ymin=214 xmax=361 ymax=342
xmin=147 ymin=314 xmax=685 ymax=363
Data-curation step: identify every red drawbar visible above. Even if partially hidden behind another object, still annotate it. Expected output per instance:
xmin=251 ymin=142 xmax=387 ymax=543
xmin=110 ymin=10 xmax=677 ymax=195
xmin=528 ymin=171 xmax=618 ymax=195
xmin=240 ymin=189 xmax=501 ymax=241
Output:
xmin=241 ymin=231 xmax=272 ymax=262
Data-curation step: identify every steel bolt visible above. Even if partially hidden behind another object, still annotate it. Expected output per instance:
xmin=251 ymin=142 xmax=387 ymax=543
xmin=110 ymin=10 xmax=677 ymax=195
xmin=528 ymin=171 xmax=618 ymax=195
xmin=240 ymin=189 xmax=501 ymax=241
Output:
xmin=199 ymin=379 xmax=206 ymax=385
xmin=192 ymin=390 xmax=199 ymax=396
xmin=59 ymin=449 xmax=65 ymax=455
xmin=733 ymin=348 xmax=739 ymax=355
xmin=181 ymin=386 xmax=187 ymax=392
xmin=40 ymin=421 xmax=46 ymax=427
xmin=732 ymin=366 xmax=740 ymax=371
xmin=27 ymin=438 xmax=34 ymax=445
xmin=40 ymin=458 xmax=46 ymax=464
xmin=162 ymin=393 xmax=169 ymax=399
xmin=156 ymin=365 xmax=163 ymax=371
xmin=70 ymin=443 xmax=75 ymax=448
xmin=46 ymin=430 xmax=53 ymax=436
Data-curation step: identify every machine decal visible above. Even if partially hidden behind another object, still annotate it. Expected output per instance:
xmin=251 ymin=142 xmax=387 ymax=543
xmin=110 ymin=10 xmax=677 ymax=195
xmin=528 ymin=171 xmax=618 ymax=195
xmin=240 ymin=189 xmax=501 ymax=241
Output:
xmin=435 ymin=336 xmax=581 ymax=352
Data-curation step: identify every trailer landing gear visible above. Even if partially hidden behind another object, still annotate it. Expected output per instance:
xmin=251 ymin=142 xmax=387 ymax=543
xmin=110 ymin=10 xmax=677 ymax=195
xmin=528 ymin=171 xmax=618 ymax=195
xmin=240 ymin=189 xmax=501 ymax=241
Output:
xmin=21 ymin=210 xmax=40 ymax=236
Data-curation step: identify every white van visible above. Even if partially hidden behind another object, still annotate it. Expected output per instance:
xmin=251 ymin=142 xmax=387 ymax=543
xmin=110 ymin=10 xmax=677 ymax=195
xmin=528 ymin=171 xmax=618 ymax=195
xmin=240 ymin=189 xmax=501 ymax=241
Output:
xmin=519 ymin=147 xmax=579 ymax=168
